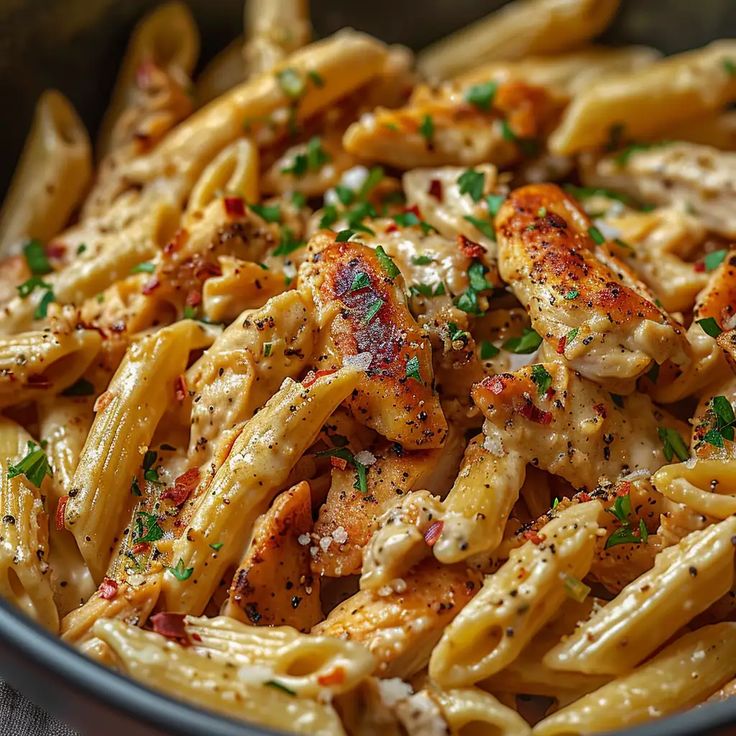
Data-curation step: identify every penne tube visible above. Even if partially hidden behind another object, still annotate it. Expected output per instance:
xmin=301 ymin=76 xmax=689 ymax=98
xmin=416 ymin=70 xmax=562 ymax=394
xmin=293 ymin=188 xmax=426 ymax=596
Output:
xmin=160 ymin=366 xmax=361 ymax=615
xmin=0 ymin=91 xmax=91 ymax=257
xmin=126 ymin=31 xmax=388 ymax=192
xmin=0 ymin=417 xmax=59 ymax=631
xmin=64 ymin=320 xmax=213 ymax=581
xmin=93 ymin=619 xmax=346 ymax=735
xmin=429 ymin=501 xmax=602 ymax=687
xmin=431 ymin=687 xmax=532 ymax=736
xmin=243 ymin=0 xmax=312 ymax=77
xmin=544 ymin=516 xmax=736 ymax=674
xmin=653 ymin=459 xmax=736 ymax=520
xmin=534 ymin=623 xmax=736 ymax=735
xmin=417 ymin=0 xmax=619 ymax=80
xmin=0 ymin=322 xmax=101 ymax=408
xmin=96 ymin=1 xmax=199 ymax=159
xmin=550 ymin=41 xmax=736 ymax=154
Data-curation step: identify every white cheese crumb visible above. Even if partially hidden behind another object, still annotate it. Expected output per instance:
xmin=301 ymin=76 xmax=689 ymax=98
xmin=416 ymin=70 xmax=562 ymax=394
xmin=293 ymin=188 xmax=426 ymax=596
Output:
xmin=376 ymin=677 xmax=413 ymax=706
xmin=355 ymin=450 xmax=377 ymax=466
xmin=331 ymin=526 xmax=348 ymax=544
xmin=344 ymin=352 xmax=373 ymax=371
xmin=341 ymin=165 xmax=370 ymax=192
xmin=297 ymin=533 xmax=311 ymax=546
xmin=483 ymin=433 xmax=504 ymax=456
xmin=319 ymin=536 xmax=332 ymax=551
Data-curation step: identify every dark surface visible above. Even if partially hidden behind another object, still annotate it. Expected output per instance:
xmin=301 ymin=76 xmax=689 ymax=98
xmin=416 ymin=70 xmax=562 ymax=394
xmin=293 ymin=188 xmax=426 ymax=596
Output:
xmin=2 ymin=1 xmax=736 ymax=735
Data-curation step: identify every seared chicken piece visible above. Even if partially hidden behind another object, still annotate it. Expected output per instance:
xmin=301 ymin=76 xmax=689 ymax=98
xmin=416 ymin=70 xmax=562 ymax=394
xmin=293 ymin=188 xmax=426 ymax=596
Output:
xmin=496 ymin=183 xmax=689 ymax=393
xmin=343 ymin=76 xmax=560 ymax=169
xmin=224 ymin=481 xmax=321 ymax=631
xmin=299 ymin=232 xmax=447 ymax=449
xmin=649 ymin=249 xmax=734 ymax=403
xmin=313 ymin=558 xmax=481 ymax=678
xmin=581 ymin=142 xmax=736 ymax=239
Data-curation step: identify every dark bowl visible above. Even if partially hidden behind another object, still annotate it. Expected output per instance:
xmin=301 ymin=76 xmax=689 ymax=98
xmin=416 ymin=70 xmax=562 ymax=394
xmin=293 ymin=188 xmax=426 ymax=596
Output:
xmin=2 ymin=1 xmax=736 ymax=734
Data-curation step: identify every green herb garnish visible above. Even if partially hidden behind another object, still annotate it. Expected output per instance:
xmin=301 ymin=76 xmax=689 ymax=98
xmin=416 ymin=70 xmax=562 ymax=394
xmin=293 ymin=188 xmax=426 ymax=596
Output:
xmin=457 ymin=169 xmax=485 ymax=202
xmin=503 ymin=328 xmax=542 ymax=354
xmin=465 ymin=80 xmax=497 ymax=111
xmin=166 ymin=558 xmax=194 ymax=581
xmin=530 ymin=364 xmax=552 ymax=396
xmin=7 ymin=441 xmax=52 ymax=488
xmin=658 ymin=427 xmax=690 ymax=462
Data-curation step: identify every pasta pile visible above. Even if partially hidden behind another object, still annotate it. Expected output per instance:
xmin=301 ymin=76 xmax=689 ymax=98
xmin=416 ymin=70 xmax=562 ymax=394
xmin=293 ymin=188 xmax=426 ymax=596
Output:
xmin=4 ymin=0 xmax=736 ymax=733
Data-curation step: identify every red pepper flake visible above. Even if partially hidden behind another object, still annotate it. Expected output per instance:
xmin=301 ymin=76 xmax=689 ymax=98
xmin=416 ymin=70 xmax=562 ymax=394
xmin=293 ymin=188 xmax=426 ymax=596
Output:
xmin=55 ymin=496 xmax=68 ymax=531
xmin=223 ymin=196 xmax=245 ymax=218
xmin=405 ymin=204 xmax=422 ymax=219
xmin=614 ymin=481 xmax=632 ymax=498
xmin=185 ymin=290 xmax=202 ymax=307
xmin=518 ymin=400 xmax=553 ymax=425
xmin=94 ymin=390 xmax=115 ymax=413
xmin=135 ymin=60 xmax=158 ymax=90
xmin=385 ymin=223 xmax=399 ymax=233
xmin=330 ymin=455 xmax=348 ymax=471
xmin=317 ymin=667 xmax=346 ymax=687
xmin=457 ymin=233 xmax=486 ymax=259
xmin=302 ymin=368 xmax=337 ymax=388
xmin=522 ymin=530 xmax=546 ymax=545
xmin=46 ymin=242 xmax=66 ymax=260
xmin=556 ymin=336 xmax=567 ymax=355
xmin=694 ymin=261 xmax=706 ymax=273
xmin=98 ymin=577 xmax=118 ymax=600
xmin=191 ymin=632 xmax=202 ymax=642
xmin=132 ymin=542 xmax=150 ymax=555
xmin=545 ymin=388 xmax=555 ymax=400
xmin=151 ymin=612 xmax=189 ymax=642
xmin=194 ymin=260 xmax=222 ymax=279
xmin=164 ymin=228 xmax=189 ymax=256
xmin=480 ymin=375 xmax=507 ymax=395
xmin=162 ymin=467 xmax=200 ymax=506
xmin=428 ymin=179 xmax=443 ymax=200
xmin=593 ymin=403 xmax=607 ymax=418
xmin=174 ymin=374 xmax=188 ymax=402
xmin=142 ymin=277 xmax=160 ymax=295
xmin=577 ymin=492 xmax=591 ymax=502
xmin=26 ymin=374 xmax=51 ymax=389
xmin=424 ymin=520 xmax=444 ymax=547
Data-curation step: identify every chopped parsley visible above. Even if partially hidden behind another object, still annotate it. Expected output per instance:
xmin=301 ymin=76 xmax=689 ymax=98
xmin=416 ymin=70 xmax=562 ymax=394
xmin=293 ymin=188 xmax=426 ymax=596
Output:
xmin=307 ymin=69 xmax=325 ymax=87
xmin=61 ymin=378 xmax=95 ymax=397
xmin=393 ymin=211 xmax=435 ymax=234
xmin=375 ymin=245 xmax=400 ymax=279
xmin=334 ymin=184 xmax=355 ymax=207
xmin=76 ymin=243 xmax=87 ymax=255
xmin=605 ymin=493 xmax=648 ymax=549
xmin=464 ymin=80 xmax=497 ymax=111
xmin=263 ymin=342 xmax=273 ymax=358
xmin=166 ymin=558 xmax=194 ymax=581
xmin=455 ymin=261 xmax=493 ymax=316
xmin=23 ymin=239 xmax=51 ymax=275
xmin=723 ymin=58 xmax=736 ymax=76
xmin=563 ymin=574 xmax=590 ymax=603
xmin=566 ymin=327 xmax=579 ymax=345
xmin=503 ymin=327 xmax=542 ymax=354
xmin=411 ymin=254 xmax=434 ymax=265
xmin=358 ymin=166 xmax=384 ymax=199
xmin=410 ymin=282 xmax=445 ymax=297
xmin=142 ymin=450 xmax=163 ymax=485
xmin=350 ymin=272 xmax=371 ymax=292
xmin=17 ymin=276 xmax=51 ymax=299
xmin=273 ymin=227 xmax=305 ymax=256
xmin=564 ymin=289 xmax=579 ymax=300
xmin=697 ymin=317 xmax=722 ymax=338
xmin=316 ymin=446 xmax=369 ymax=493
xmin=35 ymin=288 xmax=56 ymax=319
xmin=362 ymin=298 xmax=384 ymax=324
xmin=704 ymin=249 xmax=728 ymax=272
xmin=319 ymin=205 xmax=338 ymax=229
xmin=276 ymin=67 xmax=305 ymax=98
xmin=587 ymin=226 xmax=605 ymax=245
xmin=419 ymin=114 xmax=434 ymax=145
xmin=209 ymin=542 xmax=224 ymax=551
xmin=500 ymin=119 xmax=539 ymax=156
xmin=265 ymin=680 xmax=297 ymax=696
xmin=133 ymin=511 xmax=163 ymax=544
xmin=457 ymin=169 xmax=485 ymax=202
xmin=130 ymin=261 xmax=155 ymax=274
xmin=463 ymin=214 xmax=495 ymax=240
xmin=250 ymin=203 xmax=282 ymax=223
xmin=7 ymin=441 xmax=52 ymax=488
xmin=658 ymin=427 xmax=690 ymax=462
xmin=447 ymin=322 xmax=469 ymax=344
xmin=485 ymin=194 xmax=506 ymax=217
xmin=530 ymin=364 xmax=552 ymax=396
xmin=281 ymin=137 xmax=330 ymax=177
xmin=702 ymin=395 xmax=736 ymax=448
xmin=467 ymin=261 xmax=493 ymax=291
xmin=291 ymin=191 xmax=306 ymax=209
xmin=335 ymin=229 xmax=357 ymax=242
xmin=480 ymin=340 xmax=499 ymax=359
xmin=131 ymin=477 xmax=142 ymax=496
xmin=405 ymin=355 xmax=422 ymax=383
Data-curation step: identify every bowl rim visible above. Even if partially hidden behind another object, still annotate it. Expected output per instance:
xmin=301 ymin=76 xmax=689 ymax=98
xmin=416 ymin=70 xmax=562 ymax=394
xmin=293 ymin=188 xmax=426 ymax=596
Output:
xmin=3 ymin=598 xmax=736 ymax=736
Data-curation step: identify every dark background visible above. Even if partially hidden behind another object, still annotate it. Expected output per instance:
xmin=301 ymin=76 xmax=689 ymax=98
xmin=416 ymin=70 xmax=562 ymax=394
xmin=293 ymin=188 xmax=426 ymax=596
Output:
xmin=1 ymin=0 xmax=736 ymax=196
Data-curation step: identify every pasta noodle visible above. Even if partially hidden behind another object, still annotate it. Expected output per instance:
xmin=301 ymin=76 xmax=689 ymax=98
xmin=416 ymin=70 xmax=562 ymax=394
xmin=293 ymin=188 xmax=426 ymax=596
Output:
xmin=3 ymin=2 xmax=736 ymax=733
